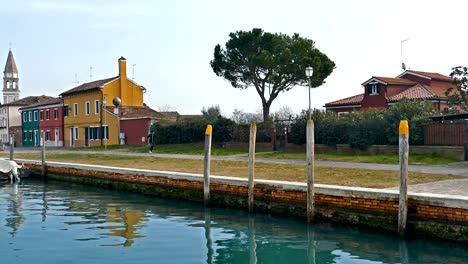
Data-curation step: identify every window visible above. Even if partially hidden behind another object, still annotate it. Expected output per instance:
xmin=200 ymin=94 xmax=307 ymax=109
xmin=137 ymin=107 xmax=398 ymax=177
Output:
xmin=6 ymin=82 xmax=10 ymax=89
xmin=23 ymin=131 xmax=27 ymax=141
xmin=87 ymin=127 xmax=100 ymax=140
xmin=46 ymin=131 xmax=51 ymax=141
xmin=46 ymin=110 xmax=50 ymax=120
xmin=63 ymin=105 xmax=69 ymax=117
xmin=12 ymin=82 xmax=16 ymax=89
xmin=85 ymin=101 xmax=90 ymax=115
xmin=34 ymin=111 xmax=38 ymax=121
xmin=23 ymin=112 xmax=27 ymax=122
xmin=40 ymin=110 xmax=44 ymax=120
xmin=338 ymin=112 xmax=349 ymax=117
xmin=368 ymin=83 xmax=380 ymax=95
xmin=54 ymin=108 xmax=58 ymax=120
xmin=74 ymin=127 xmax=79 ymax=140
xmin=101 ymin=125 xmax=108 ymax=140
xmin=28 ymin=131 xmax=33 ymax=141
xmin=95 ymin=100 xmax=100 ymax=115
xmin=28 ymin=111 xmax=32 ymax=121
xmin=74 ymin=103 xmax=78 ymax=116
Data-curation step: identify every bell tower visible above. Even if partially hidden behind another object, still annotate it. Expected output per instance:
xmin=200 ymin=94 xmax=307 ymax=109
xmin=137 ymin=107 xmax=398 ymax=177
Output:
xmin=3 ymin=49 xmax=20 ymax=104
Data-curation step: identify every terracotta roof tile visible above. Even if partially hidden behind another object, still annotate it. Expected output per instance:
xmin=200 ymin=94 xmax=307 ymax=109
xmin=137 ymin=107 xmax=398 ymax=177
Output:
xmin=19 ymin=97 xmax=62 ymax=110
xmin=60 ymin=76 xmax=119 ymax=96
xmin=373 ymin=76 xmax=416 ymax=85
xmin=117 ymin=106 xmax=164 ymax=119
xmin=387 ymin=84 xmax=436 ymax=102
xmin=325 ymin=94 xmax=363 ymax=107
xmin=405 ymin=70 xmax=452 ymax=82
xmin=3 ymin=95 xmax=55 ymax=107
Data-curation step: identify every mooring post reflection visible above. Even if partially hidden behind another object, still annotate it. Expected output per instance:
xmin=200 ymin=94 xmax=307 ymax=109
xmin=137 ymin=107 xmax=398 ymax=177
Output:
xmin=399 ymin=238 xmax=409 ymax=264
xmin=204 ymin=208 xmax=214 ymax=264
xmin=307 ymin=224 xmax=316 ymax=264
xmin=248 ymin=214 xmax=257 ymax=264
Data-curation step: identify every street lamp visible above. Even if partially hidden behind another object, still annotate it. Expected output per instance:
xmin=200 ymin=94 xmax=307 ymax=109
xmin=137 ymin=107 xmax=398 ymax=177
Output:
xmin=103 ymin=97 xmax=107 ymax=151
xmin=305 ymin=66 xmax=314 ymax=120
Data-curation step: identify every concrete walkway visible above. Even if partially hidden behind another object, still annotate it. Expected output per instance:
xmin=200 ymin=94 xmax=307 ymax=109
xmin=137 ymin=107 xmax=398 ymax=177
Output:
xmin=8 ymin=148 xmax=468 ymax=196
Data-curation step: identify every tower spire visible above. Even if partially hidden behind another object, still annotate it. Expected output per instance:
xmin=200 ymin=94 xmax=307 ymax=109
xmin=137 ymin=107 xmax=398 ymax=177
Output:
xmin=3 ymin=49 xmax=20 ymax=104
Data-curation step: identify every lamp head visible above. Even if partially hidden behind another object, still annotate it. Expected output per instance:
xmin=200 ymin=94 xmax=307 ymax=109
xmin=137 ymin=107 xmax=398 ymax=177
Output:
xmin=305 ymin=66 xmax=313 ymax=78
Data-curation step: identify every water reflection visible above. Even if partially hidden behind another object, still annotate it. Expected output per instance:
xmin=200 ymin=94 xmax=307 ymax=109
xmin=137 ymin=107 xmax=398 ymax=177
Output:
xmin=0 ymin=180 xmax=467 ymax=264
xmin=0 ymin=183 xmax=25 ymax=236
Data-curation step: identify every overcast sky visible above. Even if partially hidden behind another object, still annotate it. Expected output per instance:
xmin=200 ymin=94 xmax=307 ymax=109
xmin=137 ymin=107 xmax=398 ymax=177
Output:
xmin=1 ymin=0 xmax=467 ymax=117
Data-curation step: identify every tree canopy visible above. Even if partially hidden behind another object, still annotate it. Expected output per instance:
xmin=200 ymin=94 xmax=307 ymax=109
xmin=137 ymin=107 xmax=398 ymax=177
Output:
xmin=210 ymin=28 xmax=335 ymax=121
xmin=446 ymin=66 xmax=468 ymax=112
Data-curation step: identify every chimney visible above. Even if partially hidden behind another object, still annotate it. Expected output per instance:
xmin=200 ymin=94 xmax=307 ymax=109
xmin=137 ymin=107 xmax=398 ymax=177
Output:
xmin=118 ymin=56 xmax=128 ymax=105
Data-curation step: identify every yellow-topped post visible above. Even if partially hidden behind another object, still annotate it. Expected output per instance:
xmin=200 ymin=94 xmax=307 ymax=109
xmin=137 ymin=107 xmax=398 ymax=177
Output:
xmin=398 ymin=120 xmax=409 ymax=236
xmin=248 ymin=122 xmax=257 ymax=213
xmin=203 ymin=124 xmax=213 ymax=205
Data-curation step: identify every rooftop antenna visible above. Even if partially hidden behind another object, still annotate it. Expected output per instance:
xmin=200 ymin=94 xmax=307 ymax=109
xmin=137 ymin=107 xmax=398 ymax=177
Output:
xmin=89 ymin=66 xmax=93 ymax=81
xmin=132 ymin=64 xmax=136 ymax=80
xmin=401 ymin=38 xmax=409 ymax=71
xmin=8 ymin=41 xmax=12 ymax=50
xmin=73 ymin=74 xmax=79 ymax=84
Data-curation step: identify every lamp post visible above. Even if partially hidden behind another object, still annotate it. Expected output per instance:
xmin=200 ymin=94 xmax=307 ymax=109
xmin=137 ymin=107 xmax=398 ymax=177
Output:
xmin=103 ymin=97 xmax=107 ymax=151
xmin=305 ymin=66 xmax=314 ymax=120
xmin=304 ymin=66 xmax=315 ymax=222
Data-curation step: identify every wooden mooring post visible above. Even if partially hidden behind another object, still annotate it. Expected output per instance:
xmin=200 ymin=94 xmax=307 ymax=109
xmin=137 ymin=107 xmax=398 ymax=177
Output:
xmin=9 ymin=135 xmax=14 ymax=161
xmin=248 ymin=122 xmax=257 ymax=213
xmin=203 ymin=125 xmax=213 ymax=206
xmin=41 ymin=131 xmax=47 ymax=177
xmin=306 ymin=119 xmax=315 ymax=222
xmin=398 ymin=120 xmax=409 ymax=236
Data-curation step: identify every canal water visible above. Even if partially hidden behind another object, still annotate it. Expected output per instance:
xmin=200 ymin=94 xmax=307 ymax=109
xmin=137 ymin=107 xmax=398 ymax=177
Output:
xmin=0 ymin=180 xmax=466 ymax=264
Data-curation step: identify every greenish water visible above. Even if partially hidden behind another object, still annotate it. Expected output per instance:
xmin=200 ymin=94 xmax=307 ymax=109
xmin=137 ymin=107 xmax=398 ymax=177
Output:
xmin=0 ymin=180 xmax=466 ymax=264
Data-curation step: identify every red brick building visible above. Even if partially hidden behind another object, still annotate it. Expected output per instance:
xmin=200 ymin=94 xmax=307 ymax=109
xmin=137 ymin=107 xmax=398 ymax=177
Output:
xmin=325 ymin=70 xmax=456 ymax=114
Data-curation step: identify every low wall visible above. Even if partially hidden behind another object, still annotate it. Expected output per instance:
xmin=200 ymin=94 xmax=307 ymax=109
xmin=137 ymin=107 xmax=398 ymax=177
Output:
xmin=22 ymin=160 xmax=468 ymax=243
xmin=284 ymin=144 xmax=466 ymax=161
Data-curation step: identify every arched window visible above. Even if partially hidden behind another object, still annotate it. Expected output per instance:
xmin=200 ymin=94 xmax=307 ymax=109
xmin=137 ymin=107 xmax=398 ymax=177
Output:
xmin=6 ymin=82 xmax=10 ymax=89
xmin=12 ymin=82 xmax=16 ymax=89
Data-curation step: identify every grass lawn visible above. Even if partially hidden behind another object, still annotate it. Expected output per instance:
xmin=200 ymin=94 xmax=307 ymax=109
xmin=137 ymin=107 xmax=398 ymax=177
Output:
xmin=71 ymin=144 xmax=248 ymax=156
xmin=67 ymin=144 xmax=458 ymax=165
xmin=6 ymin=152 xmax=463 ymax=188
xmin=256 ymin=152 xmax=459 ymax=165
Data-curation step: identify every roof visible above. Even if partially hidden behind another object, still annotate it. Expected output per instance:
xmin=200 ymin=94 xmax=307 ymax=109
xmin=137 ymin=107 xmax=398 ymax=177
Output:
xmin=387 ymin=84 xmax=437 ymax=102
xmin=117 ymin=106 xmax=165 ymax=119
xmin=59 ymin=76 xmax=119 ymax=96
xmin=160 ymin=111 xmax=180 ymax=118
xmin=19 ymin=97 xmax=62 ymax=110
xmin=178 ymin=114 xmax=204 ymax=120
xmin=3 ymin=50 xmax=18 ymax=74
xmin=324 ymin=94 xmax=364 ymax=107
xmin=372 ymin=77 xmax=416 ymax=85
xmin=429 ymin=113 xmax=468 ymax=121
xmin=2 ymin=95 xmax=55 ymax=107
xmin=400 ymin=70 xmax=452 ymax=82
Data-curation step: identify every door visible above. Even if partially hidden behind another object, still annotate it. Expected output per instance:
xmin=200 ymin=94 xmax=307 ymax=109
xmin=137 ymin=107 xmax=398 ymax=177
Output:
xmin=34 ymin=130 xmax=38 ymax=146
xmin=54 ymin=128 xmax=59 ymax=146
xmin=69 ymin=127 xmax=74 ymax=147
xmin=84 ymin=127 xmax=89 ymax=147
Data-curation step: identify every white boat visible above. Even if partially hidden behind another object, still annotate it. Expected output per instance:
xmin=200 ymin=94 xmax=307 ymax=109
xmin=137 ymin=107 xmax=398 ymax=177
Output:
xmin=0 ymin=159 xmax=23 ymax=182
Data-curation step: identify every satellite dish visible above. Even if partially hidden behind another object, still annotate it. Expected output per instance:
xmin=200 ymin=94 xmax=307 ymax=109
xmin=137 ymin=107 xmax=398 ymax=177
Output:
xmin=402 ymin=62 xmax=406 ymax=71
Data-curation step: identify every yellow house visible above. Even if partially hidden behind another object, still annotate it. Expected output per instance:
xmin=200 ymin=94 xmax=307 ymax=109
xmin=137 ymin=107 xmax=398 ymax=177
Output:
xmin=60 ymin=57 xmax=146 ymax=147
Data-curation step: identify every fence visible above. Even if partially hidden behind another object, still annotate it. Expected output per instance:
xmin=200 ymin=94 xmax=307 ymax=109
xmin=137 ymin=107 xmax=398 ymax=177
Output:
xmin=424 ymin=123 xmax=467 ymax=146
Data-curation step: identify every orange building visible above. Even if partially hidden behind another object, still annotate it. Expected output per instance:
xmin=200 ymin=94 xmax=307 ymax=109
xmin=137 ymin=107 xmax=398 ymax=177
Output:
xmin=60 ymin=57 xmax=160 ymax=147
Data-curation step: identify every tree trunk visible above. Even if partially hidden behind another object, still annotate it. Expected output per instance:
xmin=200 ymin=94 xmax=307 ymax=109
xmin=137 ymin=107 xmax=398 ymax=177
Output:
xmin=262 ymin=103 xmax=271 ymax=122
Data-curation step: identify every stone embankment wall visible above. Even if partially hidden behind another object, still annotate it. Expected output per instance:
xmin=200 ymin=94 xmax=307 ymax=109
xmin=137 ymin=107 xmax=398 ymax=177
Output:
xmin=22 ymin=160 xmax=468 ymax=242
